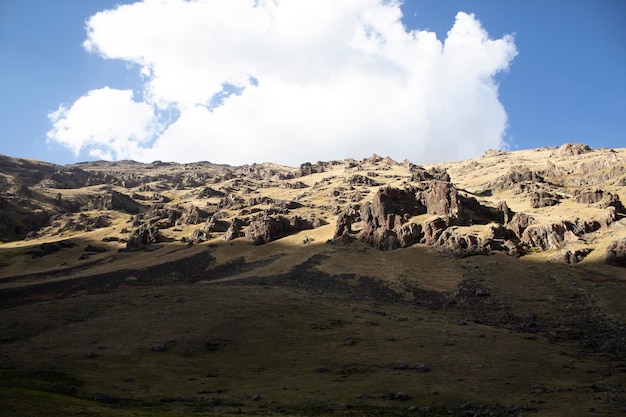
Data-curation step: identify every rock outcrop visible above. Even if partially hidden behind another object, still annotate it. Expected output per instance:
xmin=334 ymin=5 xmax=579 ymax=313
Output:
xmin=126 ymin=223 xmax=161 ymax=251
xmin=245 ymin=214 xmax=324 ymax=245
xmin=605 ymin=238 xmax=626 ymax=267
xmin=84 ymin=190 xmax=145 ymax=214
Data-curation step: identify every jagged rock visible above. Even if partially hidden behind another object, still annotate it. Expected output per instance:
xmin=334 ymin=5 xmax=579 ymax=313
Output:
xmin=37 ymin=167 xmax=104 ymax=189
xmin=185 ymin=229 xmax=210 ymax=244
xmin=246 ymin=214 xmax=323 ymax=245
xmin=334 ymin=205 xmax=359 ymax=237
xmin=506 ymin=212 xmax=534 ymax=239
xmin=84 ymin=190 xmax=144 ymax=214
xmin=575 ymin=189 xmax=606 ymax=205
xmin=358 ymin=186 xmax=426 ymax=250
xmin=204 ymin=215 xmax=230 ymax=233
xmin=126 ymin=223 xmax=161 ymax=251
xmin=605 ymin=206 xmax=617 ymax=226
xmin=521 ymin=221 xmax=580 ymax=251
xmin=410 ymin=167 xmax=450 ymax=182
xmin=605 ymin=238 xmax=626 ymax=267
xmin=496 ymin=201 xmax=513 ymax=224
xmin=218 ymin=193 xmax=244 ymax=208
xmin=143 ymin=205 xmax=181 ymax=228
xmin=530 ymin=191 xmax=561 ymax=208
xmin=347 ymin=174 xmax=379 ymax=186
xmin=299 ymin=162 xmax=325 ymax=177
xmin=555 ymin=248 xmax=593 ymax=264
xmin=422 ymin=217 xmax=449 ymax=245
xmin=222 ymin=218 xmax=244 ymax=241
xmin=397 ymin=222 xmax=423 ymax=247
xmin=598 ymin=192 xmax=625 ymax=213
xmin=486 ymin=167 xmax=545 ymax=193
xmin=557 ymin=143 xmax=592 ymax=157
xmin=57 ymin=213 xmax=112 ymax=234
xmin=435 ymin=229 xmax=490 ymax=258
xmin=282 ymin=181 xmax=308 ymax=189
xmin=415 ymin=181 xmax=459 ymax=217
xmin=197 ymin=186 xmax=225 ymax=198
xmin=176 ymin=205 xmax=209 ymax=226
xmin=576 ymin=218 xmax=602 ymax=234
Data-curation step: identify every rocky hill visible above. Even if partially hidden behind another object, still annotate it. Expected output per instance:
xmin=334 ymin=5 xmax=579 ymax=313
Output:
xmin=1 ymin=143 xmax=625 ymax=266
xmin=2 ymin=144 xmax=626 ymax=416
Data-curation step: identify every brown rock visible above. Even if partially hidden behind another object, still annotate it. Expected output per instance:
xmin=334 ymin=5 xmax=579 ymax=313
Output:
xmin=435 ymin=228 xmax=490 ymax=258
xmin=555 ymin=248 xmax=593 ymax=264
xmin=557 ymin=143 xmax=592 ymax=157
xmin=126 ymin=223 xmax=161 ymax=251
xmin=605 ymin=238 xmax=626 ymax=267
xmin=521 ymin=221 xmax=580 ymax=251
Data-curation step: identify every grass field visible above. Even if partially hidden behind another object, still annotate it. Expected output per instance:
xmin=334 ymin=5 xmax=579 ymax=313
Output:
xmin=1 ymin=237 xmax=625 ymax=417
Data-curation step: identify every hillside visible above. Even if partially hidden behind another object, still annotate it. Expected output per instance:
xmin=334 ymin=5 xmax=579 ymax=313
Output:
xmin=1 ymin=144 xmax=626 ymax=416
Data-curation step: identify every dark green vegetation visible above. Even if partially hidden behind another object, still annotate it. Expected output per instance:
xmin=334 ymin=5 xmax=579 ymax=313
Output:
xmin=1 ymin=239 xmax=625 ymax=417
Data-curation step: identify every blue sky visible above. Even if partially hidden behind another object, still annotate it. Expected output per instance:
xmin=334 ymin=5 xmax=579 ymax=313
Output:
xmin=0 ymin=0 xmax=624 ymax=166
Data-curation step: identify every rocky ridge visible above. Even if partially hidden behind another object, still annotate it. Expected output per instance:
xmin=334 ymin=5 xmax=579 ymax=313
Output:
xmin=1 ymin=144 xmax=625 ymax=266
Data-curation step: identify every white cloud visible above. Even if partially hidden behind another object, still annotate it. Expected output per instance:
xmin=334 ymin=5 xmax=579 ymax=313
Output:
xmin=48 ymin=0 xmax=517 ymax=166
xmin=47 ymin=87 xmax=159 ymax=160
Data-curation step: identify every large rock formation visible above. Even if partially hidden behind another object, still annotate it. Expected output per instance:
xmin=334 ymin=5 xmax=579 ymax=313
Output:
xmin=245 ymin=214 xmax=324 ymax=245
xmin=84 ymin=190 xmax=145 ymax=214
xmin=126 ymin=223 xmax=161 ymax=251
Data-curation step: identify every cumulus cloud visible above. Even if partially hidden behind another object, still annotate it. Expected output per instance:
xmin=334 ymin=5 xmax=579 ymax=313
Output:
xmin=47 ymin=0 xmax=517 ymax=165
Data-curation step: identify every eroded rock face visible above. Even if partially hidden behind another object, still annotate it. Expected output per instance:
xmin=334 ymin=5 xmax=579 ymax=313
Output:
xmin=126 ymin=223 xmax=161 ymax=251
xmin=245 ymin=214 xmax=323 ymax=245
xmin=415 ymin=181 xmax=459 ymax=218
xmin=358 ymin=187 xmax=425 ymax=250
xmin=223 ymin=218 xmax=244 ymax=241
xmin=84 ymin=190 xmax=145 ymax=214
xmin=334 ymin=206 xmax=359 ymax=237
xmin=521 ymin=221 xmax=580 ymax=251
xmin=557 ymin=143 xmax=592 ymax=157
xmin=555 ymin=248 xmax=593 ymax=264
xmin=605 ymin=238 xmax=626 ymax=267
xmin=435 ymin=229 xmax=490 ymax=258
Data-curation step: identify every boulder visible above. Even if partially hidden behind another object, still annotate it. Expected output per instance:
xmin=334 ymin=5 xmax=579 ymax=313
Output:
xmin=605 ymin=238 xmax=626 ymax=267
xmin=251 ymin=216 xmax=288 ymax=244
xmin=176 ymin=205 xmax=209 ymax=226
xmin=435 ymin=229 xmax=490 ymax=258
xmin=334 ymin=205 xmax=359 ymax=237
xmin=186 ymin=229 xmax=210 ymax=244
xmin=555 ymin=248 xmax=593 ymax=264
xmin=126 ymin=223 xmax=161 ymax=251
xmin=246 ymin=214 xmax=323 ymax=245
xmin=521 ymin=221 xmax=580 ymax=251
xmin=222 ymin=218 xmax=244 ymax=241
xmin=557 ymin=143 xmax=592 ymax=157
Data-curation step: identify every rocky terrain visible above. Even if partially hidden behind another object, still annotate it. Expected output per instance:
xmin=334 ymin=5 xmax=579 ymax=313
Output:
xmin=1 ymin=143 xmax=625 ymax=264
xmin=1 ymin=144 xmax=626 ymax=416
